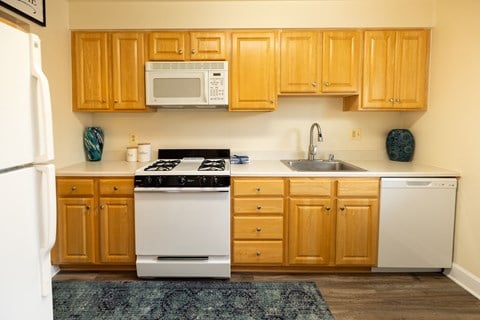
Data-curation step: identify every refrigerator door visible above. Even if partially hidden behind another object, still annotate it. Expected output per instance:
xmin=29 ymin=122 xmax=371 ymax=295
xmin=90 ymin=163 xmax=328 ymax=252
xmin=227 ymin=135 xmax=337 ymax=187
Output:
xmin=0 ymin=21 xmax=54 ymax=171
xmin=0 ymin=165 xmax=56 ymax=320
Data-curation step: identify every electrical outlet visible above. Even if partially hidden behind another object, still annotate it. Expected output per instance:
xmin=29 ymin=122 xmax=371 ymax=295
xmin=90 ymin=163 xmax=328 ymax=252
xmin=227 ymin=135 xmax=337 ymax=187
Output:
xmin=351 ymin=128 xmax=361 ymax=141
xmin=129 ymin=132 xmax=137 ymax=144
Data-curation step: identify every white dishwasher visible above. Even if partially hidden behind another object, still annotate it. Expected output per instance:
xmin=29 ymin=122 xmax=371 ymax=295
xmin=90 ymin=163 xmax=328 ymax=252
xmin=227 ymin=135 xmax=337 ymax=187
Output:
xmin=376 ymin=177 xmax=457 ymax=270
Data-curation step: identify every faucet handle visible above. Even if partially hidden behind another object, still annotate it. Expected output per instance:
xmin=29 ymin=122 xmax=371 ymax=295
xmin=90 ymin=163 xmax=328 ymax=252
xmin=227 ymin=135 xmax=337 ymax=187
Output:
xmin=328 ymin=154 xmax=335 ymax=161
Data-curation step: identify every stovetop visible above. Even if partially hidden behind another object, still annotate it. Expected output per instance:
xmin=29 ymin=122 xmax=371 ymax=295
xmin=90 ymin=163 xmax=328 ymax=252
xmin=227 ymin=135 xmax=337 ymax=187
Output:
xmin=134 ymin=149 xmax=231 ymax=188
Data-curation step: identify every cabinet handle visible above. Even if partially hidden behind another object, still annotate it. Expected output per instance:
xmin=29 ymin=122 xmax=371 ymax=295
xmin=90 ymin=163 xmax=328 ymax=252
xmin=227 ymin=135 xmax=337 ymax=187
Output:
xmin=325 ymin=207 xmax=331 ymax=211
xmin=255 ymin=187 xmax=261 ymax=192
xmin=339 ymin=207 xmax=345 ymax=211
xmin=312 ymin=82 xmax=318 ymax=87
xmin=178 ymin=49 xmax=183 ymax=54
xmin=85 ymin=205 xmax=90 ymax=210
xmin=324 ymin=81 xmax=330 ymax=87
xmin=191 ymin=49 xmax=197 ymax=54
xmin=389 ymin=98 xmax=394 ymax=103
xmin=256 ymin=205 xmax=262 ymax=210
xmin=395 ymin=98 xmax=401 ymax=103
xmin=71 ymin=186 xmax=77 ymax=191
xmin=113 ymin=186 xmax=119 ymax=191
xmin=100 ymin=204 xmax=105 ymax=210
xmin=101 ymin=99 xmax=106 ymax=103
xmin=270 ymin=100 xmax=275 ymax=104
xmin=114 ymin=100 xmax=119 ymax=103
xmin=256 ymin=251 xmax=261 ymax=256
xmin=256 ymin=227 xmax=262 ymax=232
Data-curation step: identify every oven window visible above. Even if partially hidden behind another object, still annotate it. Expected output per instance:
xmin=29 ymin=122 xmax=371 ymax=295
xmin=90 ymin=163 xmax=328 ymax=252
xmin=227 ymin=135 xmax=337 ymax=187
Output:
xmin=153 ymin=78 xmax=201 ymax=98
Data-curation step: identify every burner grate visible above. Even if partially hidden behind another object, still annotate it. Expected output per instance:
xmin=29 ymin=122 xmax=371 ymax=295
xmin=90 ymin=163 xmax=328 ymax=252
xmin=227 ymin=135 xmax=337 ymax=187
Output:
xmin=198 ymin=159 xmax=226 ymax=171
xmin=145 ymin=159 xmax=181 ymax=171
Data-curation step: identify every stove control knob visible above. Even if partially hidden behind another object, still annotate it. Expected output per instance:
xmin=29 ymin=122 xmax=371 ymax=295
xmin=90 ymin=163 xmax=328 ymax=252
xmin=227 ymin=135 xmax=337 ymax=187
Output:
xmin=212 ymin=176 xmax=219 ymax=186
xmin=200 ymin=176 xmax=208 ymax=186
xmin=179 ymin=176 xmax=187 ymax=185
xmin=155 ymin=176 xmax=163 ymax=187
xmin=145 ymin=176 xmax=153 ymax=187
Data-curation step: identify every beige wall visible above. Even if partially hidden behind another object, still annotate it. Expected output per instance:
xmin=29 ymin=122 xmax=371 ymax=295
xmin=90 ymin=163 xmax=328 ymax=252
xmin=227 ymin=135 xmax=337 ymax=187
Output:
xmin=404 ymin=0 xmax=480 ymax=278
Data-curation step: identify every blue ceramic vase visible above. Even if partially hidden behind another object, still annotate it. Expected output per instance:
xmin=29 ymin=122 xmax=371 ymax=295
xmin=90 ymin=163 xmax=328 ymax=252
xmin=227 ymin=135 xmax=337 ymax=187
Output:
xmin=84 ymin=127 xmax=104 ymax=161
xmin=386 ymin=129 xmax=415 ymax=162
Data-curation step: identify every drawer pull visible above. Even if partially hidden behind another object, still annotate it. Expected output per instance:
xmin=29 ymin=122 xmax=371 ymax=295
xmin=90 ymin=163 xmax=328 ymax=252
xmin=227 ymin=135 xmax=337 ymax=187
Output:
xmin=256 ymin=227 xmax=262 ymax=232
xmin=71 ymin=186 xmax=77 ymax=191
xmin=339 ymin=207 xmax=345 ymax=211
xmin=85 ymin=205 xmax=90 ymax=210
xmin=113 ymin=186 xmax=119 ymax=191
xmin=256 ymin=205 xmax=262 ymax=210
xmin=256 ymin=251 xmax=261 ymax=256
xmin=325 ymin=207 xmax=331 ymax=211
xmin=255 ymin=187 xmax=261 ymax=192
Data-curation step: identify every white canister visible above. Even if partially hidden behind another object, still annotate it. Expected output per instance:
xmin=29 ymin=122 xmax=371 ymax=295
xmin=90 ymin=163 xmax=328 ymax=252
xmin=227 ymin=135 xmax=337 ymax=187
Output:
xmin=137 ymin=143 xmax=151 ymax=162
xmin=126 ymin=147 xmax=138 ymax=162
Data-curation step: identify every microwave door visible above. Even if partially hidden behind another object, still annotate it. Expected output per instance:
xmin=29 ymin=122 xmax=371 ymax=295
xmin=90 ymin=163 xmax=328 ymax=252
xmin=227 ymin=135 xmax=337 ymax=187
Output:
xmin=148 ymin=71 xmax=208 ymax=105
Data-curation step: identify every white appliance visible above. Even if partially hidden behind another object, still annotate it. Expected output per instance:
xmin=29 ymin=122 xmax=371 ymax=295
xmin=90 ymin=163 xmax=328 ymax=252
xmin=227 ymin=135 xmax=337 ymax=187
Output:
xmin=134 ymin=149 xmax=231 ymax=278
xmin=0 ymin=18 xmax=56 ymax=320
xmin=376 ymin=178 xmax=457 ymax=270
xmin=145 ymin=61 xmax=228 ymax=108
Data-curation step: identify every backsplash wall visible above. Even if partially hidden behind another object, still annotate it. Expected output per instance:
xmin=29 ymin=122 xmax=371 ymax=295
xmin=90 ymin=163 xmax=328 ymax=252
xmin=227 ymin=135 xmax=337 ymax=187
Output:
xmin=93 ymin=96 xmax=403 ymax=161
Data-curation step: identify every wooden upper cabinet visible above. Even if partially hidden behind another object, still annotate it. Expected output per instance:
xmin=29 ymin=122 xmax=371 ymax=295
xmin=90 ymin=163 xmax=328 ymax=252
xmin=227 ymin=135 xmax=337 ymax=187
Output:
xmin=111 ymin=33 xmax=146 ymax=110
xmin=361 ymin=30 xmax=429 ymax=110
xmin=72 ymin=31 xmax=147 ymax=112
xmin=72 ymin=32 xmax=109 ymax=111
xmin=148 ymin=31 xmax=227 ymax=61
xmin=279 ymin=31 xmax=320 ymax=93
xmin=230 ymin=31 xmax=277 ymax=111
xmin=322 ymin=31 xmax=361 ymax=93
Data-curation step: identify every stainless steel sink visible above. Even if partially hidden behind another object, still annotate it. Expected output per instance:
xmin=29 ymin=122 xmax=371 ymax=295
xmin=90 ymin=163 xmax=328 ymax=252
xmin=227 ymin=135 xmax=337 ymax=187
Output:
xmin=281 ymin=159 xmax=366 ymax=172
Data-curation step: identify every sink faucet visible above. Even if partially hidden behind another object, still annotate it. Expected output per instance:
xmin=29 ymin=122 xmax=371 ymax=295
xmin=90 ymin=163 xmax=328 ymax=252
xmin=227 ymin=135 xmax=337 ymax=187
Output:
xmin=308 ymin=122 xmax=323 ymax=160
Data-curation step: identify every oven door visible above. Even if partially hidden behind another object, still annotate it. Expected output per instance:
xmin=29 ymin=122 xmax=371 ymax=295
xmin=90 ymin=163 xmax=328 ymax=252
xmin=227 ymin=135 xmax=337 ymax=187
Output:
xmin=134 ymin=187 xmax=230 ymax=257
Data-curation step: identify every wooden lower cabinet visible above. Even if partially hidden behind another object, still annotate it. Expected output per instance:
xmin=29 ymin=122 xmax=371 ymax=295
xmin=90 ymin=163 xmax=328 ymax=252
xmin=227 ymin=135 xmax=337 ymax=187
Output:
xmin=53 ymin=177 xmax=135 ymax=268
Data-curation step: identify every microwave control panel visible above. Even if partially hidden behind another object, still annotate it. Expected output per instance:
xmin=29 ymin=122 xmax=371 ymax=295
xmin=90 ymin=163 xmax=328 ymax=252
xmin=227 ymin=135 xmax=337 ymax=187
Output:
xmin=208 ymin=70 xmax=228 ymax=105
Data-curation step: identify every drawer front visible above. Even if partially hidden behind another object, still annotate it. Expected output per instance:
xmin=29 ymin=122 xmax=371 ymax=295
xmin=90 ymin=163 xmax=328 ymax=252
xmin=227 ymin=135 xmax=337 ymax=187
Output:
xmin=233 ymin=179 xmax=284 ymax=196
xmin=57 ymin=178 xmax=95 ymax=196
xmin=99 ymin=178 xmax=134 ymax=196
xmin=233 ymin=216 xmax=283 ymax=240
xmin=233 ymin=198 xmax=284 ymax=214
xmin=337 ymin=178 xmax=379 ymax=197
xmin=233 ymin=241 xmax=283 ymax=264
xmin=289 ymin=178 xmax=333 ymax=197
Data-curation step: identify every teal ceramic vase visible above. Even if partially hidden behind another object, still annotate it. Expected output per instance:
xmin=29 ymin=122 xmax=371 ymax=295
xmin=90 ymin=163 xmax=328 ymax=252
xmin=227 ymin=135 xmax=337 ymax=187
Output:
xmin=84 ymin=127 xmax=104 ymax=161
xmin=386 ymin=129 xmax=415 ymax=162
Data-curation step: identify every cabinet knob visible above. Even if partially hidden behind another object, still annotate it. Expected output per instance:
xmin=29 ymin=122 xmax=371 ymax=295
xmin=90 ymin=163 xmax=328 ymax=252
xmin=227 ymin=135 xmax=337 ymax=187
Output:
xmin=270 ymin=100 xmax=275 ymax=104
xmin=256 ymin=251 xmax=261 ymax=256
xmin=339 ymin=207 xmax=345 ymax=211
xmin=114 ymin=100 xmax=119 ymax=103
xmin=389 ymin=98 xmax=394 ymax=103
xmin=71 ymin=186 xmax=77 ymax=191
xmin=113 ymin=186 xmax=119 ymax=191
xmin=256 ymin=187 xmax=261 ymax=192
xmin=256 ymin=205 xmax=262 ymax=210
xmin=325 ymin=207 xmax=331 ymax=211
xmin=256 ymin=227 xmax=262 ymax=232
xmin=101 ymin=99 xmax=106 ymax=103
xmin=191 ymin=49 xmax=197 ymax=54
xmin=324 ymin=81 xmax=330 ymax=87
xmin=312 ymin=82 xmax=318 ymax=87
xmin=395 ymin=98 xmax=401 ymax=103
xmin=178 ymin=49 xmax=184 ymax=54
xmin=85 ymin=205 xmax=90 ymax=210
xmin=100 ymin=204 xmax=105 ymax=210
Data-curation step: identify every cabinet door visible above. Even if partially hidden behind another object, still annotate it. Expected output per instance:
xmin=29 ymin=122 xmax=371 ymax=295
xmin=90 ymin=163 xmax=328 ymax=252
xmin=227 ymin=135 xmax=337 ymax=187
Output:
xmin=54 ymin=197 xmax=95 ymax=264
xmin=279 ymin=31 xmax=320 ymax=93
xmin=190 ymin=31 xmax=227 ymax=60
xmin=98 ymin=197 xmax=135 ymax=264
xmin=335 ymin=198 xmax=378 ymax=266
xmin=72 ymin=32 xmax=109 ymax=111
xmin=288 ymin=198 xmax=334 ymax=265
xmin=148 ymin=31 xmax=186 ymax=60
xmin=362 ymin=31 xmax=396 ymax=109
xmin=230 ymin=31 xmax=277 ymax=111
xmin=394 ymin=30 xmax=429 ymax=109
xmin=322 ymin=31 xmax=361 ymax=93
xmin=111 ymin=32 xmax=146 ymax=111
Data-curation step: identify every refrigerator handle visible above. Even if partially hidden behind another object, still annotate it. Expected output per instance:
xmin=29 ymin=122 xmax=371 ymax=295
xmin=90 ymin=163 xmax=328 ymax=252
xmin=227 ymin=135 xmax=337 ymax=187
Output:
xmin=30 ymin=34 xmax=54 ymax=163
xmin=36 ymin=164 xmax=57 ymax=297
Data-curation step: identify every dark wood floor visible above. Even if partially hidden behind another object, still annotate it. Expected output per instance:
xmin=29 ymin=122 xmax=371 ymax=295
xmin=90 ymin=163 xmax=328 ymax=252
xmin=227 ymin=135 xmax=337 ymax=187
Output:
xmin=54 ymin=271 xmax=480 ymax=320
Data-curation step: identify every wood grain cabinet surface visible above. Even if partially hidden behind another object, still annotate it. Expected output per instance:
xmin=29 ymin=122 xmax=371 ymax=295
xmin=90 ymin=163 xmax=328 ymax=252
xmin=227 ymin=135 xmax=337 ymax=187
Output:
xmin=52 ymin=177 xmax=135 ymax=269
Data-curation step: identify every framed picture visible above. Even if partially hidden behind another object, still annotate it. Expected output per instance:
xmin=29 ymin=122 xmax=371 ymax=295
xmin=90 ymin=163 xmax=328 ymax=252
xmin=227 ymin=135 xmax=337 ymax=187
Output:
xmin=0 ymin=0 xmax=46 ymax=26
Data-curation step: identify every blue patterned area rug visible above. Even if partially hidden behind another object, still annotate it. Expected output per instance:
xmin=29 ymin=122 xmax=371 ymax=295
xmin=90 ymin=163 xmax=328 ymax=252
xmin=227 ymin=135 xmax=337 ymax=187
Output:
xmin=53 ymin=280 xmax=335 ymax=320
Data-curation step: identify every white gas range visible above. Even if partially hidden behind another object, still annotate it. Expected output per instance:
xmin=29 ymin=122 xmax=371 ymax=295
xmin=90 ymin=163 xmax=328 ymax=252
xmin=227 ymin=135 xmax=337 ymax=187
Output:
xmin=134 ymin=149 xmax=231 ymax=278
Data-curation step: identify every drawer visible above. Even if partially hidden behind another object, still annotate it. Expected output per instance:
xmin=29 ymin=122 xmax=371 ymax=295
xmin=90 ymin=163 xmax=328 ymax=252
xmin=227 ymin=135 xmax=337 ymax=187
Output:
xmin=233 ymin=179 xmax=284 ymax=196
xmin=57 ymin=178 xmax=94 ymax=196
xmin=289 ymin=178 xmax=333 ymax=197
xmin=337 ymin=178 xmax=379 ymax=197
xmin=99 ymin=178 xmax=134 ymax=196
xmin=233 ymin=198 xmax=284 ymax=214
xmin=233 ymin=216 xmax=283 ymax=239
xmin=233 ymin=241 xmax=283 ymax=264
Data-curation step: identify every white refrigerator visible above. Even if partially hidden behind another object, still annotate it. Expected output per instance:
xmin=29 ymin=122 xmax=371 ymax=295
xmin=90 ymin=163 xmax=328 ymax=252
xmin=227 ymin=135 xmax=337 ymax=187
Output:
xmin=0 ymin=18 xmax=56 ymax=320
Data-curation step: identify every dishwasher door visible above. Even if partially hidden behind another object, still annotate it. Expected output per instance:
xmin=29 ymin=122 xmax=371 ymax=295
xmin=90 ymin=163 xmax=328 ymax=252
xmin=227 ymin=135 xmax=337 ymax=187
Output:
xmin=377 ymin=178 xmax=457 ymax=269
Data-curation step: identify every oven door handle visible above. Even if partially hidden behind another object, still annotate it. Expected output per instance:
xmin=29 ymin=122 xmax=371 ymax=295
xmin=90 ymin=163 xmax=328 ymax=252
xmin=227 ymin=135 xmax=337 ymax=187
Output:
xmin=134 ymin=187 xmax=230 ymax=193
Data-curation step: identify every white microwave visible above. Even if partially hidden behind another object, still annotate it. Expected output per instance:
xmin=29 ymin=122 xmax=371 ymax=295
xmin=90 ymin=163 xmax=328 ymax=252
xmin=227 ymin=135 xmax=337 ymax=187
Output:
xmin=145 ymin=61 xmax=228 ymax=108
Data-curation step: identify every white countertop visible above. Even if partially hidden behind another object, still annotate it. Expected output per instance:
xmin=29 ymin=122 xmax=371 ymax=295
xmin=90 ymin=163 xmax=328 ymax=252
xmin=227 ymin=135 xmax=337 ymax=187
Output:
xmin=56 ymin=159 xmax=460 ymax=178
